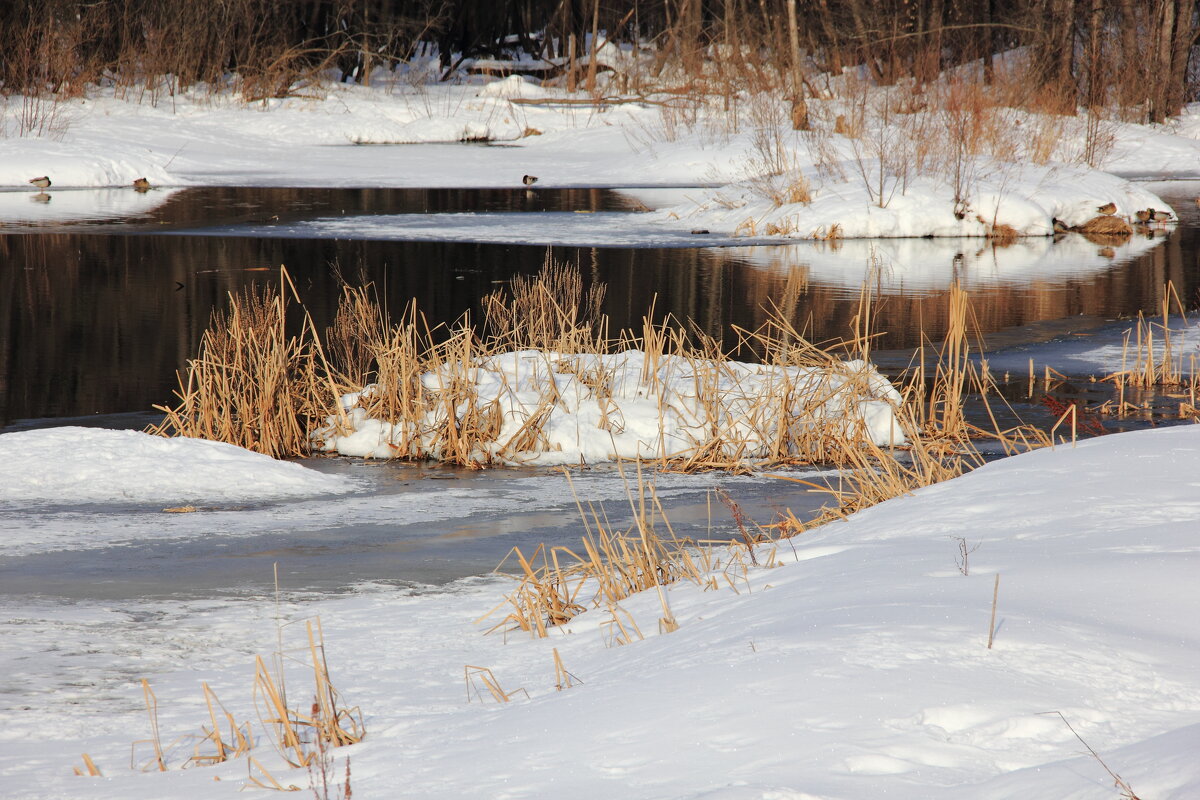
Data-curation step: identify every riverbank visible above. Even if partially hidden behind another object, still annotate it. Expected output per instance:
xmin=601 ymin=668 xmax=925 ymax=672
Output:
xmin=2 ymin=421 xmax=1198 ymax=798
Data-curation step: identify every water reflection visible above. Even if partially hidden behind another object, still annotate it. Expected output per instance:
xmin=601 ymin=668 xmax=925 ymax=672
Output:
xmin=2 ymin=185 xmax=1198 ymax=427
xmin=727 ymin=231 xmax=1164 ymax=291
xmin=0 ymin=187 xmax=182 ymax=227
xmin=0 ymin=186 xmax=645 ymax=234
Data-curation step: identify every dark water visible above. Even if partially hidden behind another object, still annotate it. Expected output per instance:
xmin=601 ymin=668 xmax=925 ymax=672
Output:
xmin=3 ymin=185 xmax=1199 ymax=428
xmin=2 ymin=184 xmax=1199 ymax=600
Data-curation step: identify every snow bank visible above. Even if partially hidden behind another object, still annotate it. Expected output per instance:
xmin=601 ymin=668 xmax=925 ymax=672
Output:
xmin=316 ymin=349 xmax=904 ymax=463
xmin=5 ymin=79 xmax=1200 ymax=200
xmin=656 ymin=161 xmax=1174 ymax=240
xmin=6 ymin=425 xmax=1200 ymax=799
xmin=0 ymin=427 xmax=357 ymax=505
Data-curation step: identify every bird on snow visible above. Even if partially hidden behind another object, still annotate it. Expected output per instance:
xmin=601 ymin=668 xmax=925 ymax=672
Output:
xmin=522 ymin=174 xmax=538 ymax=186
xmin=132 ymin=177 xmax=152 ymax=192
xmin=1096 ymin=202 xmax=1116 ymax=215
xmin=1145 ymin=208 xmax=1174 ymax=222
xmin=28 ymin=176 xmax=51 ymax=189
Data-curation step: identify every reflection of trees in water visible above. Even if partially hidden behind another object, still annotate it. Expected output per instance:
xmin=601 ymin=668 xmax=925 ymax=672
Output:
xmin=2 ymin=223 xmax=1197 ymax=426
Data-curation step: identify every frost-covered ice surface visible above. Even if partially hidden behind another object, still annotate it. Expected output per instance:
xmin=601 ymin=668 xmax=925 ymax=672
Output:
xmin=3 ymin=425 xmax=1199 ymax=798
xmin=315 ymin=349 xmax=904 ymax=463
xmin=193 ymin=209 xmax=749 ymax=247
xmin=0 ymin=427 xmax=357 ymax=505
xmin=0 ymin=456 xmax=768 ymax=560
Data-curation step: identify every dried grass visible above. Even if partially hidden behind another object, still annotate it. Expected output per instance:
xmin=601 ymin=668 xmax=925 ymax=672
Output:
xmin=148 ymin=268 xmax=334 ymax=458
xmin=1073 ymin=215 xmax=1133 ymax=236
xmin=479 ymin=463 xmax=701 ymax=638
xmin=158 ymin=257 xmax=909 ymax=473
xmin=110 ymin=614 xmax=361 ymax=787
xmin=1104 ymin=282 xmax=1194 ymax=392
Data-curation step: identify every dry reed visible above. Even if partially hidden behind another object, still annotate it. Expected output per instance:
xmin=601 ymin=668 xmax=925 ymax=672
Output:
xmin=1104 ymin=282 xmax=1194 ymax=391
xmin=110 ymin=614 xmax=360 ymax=786
xmin=464 ymin=665 xmax=527 ymax=703
xmin=159 ymin=257 xmax=908 ymax=473
xmin=149 ymin=268 xmax=333 ymax=458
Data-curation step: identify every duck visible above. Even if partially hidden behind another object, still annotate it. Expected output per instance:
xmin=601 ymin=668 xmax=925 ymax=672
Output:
xmin=1149 ymin=208 xmax=1174 ymax=222
xmin=1096 ymin=202 xmax=1117 ymax=215
xmin=1135 ymin=209 xmax=1151 ymax=223
xmin=522 ymin=174 xmax=538 ymax=186
xmin=132 ymin=177 xmax=152 ymax=192
xmin=28 ymin=176 xmax=51 ymax=189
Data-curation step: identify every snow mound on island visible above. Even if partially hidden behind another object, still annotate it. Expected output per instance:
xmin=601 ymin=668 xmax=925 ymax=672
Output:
xmin=315 ymin=349 xmax=904 ymax=463
xmin=0 ymin=427 xmax=357 ymax=505
xmin=656 ymin=160 xmax=1173 ymax=239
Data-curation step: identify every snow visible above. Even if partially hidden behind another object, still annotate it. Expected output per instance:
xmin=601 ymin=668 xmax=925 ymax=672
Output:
xmin=0 ymin=427 xmax=357 ymax=505
xmin=3 ymin=424 xmax=1199 ymax=798
xmin=3 ymin=77 xmax=1196 ymax=241
xmin=654 ymin=161 xmax=1173 ymax=240
xmin=314 ymin=349 xmax=904 ymax=463
xmin=4 ymin=61 xmax=1200 ymax=800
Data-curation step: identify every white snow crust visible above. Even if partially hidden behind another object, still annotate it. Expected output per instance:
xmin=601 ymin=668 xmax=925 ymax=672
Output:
xmin=2 ymin=425 xmax=1199 ymax=798
xmin=3 ymin=77 xmax=1198 ymax=240
xmin=315 ymin=349 xmax=904 ymax=462
xmin=0 ymin=427 xmax=357 ymax=505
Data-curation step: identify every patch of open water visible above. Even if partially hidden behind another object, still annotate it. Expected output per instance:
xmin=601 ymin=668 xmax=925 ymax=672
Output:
xmin=2 ymin=182 xmax=1198 ymax=600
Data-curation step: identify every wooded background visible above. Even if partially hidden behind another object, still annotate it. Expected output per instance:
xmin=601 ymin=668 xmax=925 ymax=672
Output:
xmin=0 ymin=0 xmax=1196 ymax=120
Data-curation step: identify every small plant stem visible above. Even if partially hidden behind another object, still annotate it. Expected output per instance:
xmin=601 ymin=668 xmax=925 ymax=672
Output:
xmin=987 ymin=573 xmax=1000 ymax=649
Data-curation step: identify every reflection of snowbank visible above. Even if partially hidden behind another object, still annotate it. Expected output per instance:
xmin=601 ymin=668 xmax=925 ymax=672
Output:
xmin=0 ymin=427 xmax=356 ymax=505
xmin=0 ymin=186 xmax=180 ymax=224
xmin=726 ymin=231 xmax=1168 ymax=293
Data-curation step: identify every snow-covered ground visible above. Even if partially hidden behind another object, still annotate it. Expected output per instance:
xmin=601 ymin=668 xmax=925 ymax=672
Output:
xmin=4 ymin=64 xmax=1200 ymax=800
xmin=3 ymin=73 xmax=1199 ymax=238
xmin=0 ymin=428 xmax=358 ymax=506
xmin=2 ymin=423 xmax=1198 ymax=799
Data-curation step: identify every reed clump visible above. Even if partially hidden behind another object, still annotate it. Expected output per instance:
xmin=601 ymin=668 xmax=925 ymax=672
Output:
xmin=479 ymin=463 xmax=697 ymax=638
xmin=1104 ymin=283 xmax=1194 ymax=391
xmin=155 ymin=255 xmax=907 ymax=472
xmin=149 ymin=270 xmax=333 ymax=459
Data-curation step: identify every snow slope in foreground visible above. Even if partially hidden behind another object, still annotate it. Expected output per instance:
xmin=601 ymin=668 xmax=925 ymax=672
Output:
xmin=0 ymin=427 xmax=357 ymax=505
xmin=3 ymin=424 xmax=1198 ymax=798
